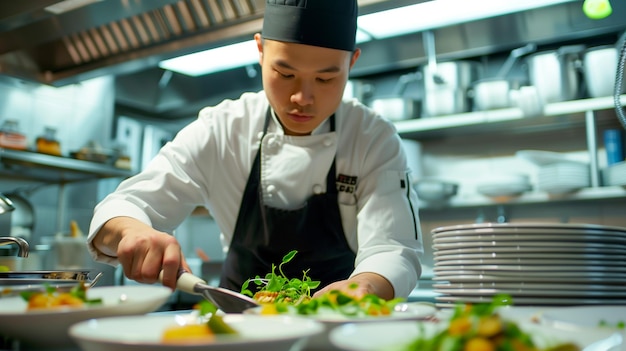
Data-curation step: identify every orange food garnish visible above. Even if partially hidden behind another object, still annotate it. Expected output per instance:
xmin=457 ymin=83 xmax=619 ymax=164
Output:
xmin=161 ymin=324 xmax=215 ymax=344
xmin=27 ymin=292 xmax=85 ymax=310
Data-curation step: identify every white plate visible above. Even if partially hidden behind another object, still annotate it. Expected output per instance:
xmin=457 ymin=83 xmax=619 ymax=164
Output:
xmin=476 ymin=183 xmax=531 ymax=197
xmin=516 ymin=150 xmax=587 ymax=166
xmin=434 ymin=251 xmax=626 ymax=261
xmin=542 ymin=306 xmax=626 ymax=329
xmin=329 ymin=318 xmax=620 ymax=351
xmin=432 ymin=274 xmax=626 ymax=284
xmin=435 ymin=294 xmax=626 ymax=306
xmin=433 ymin=233 xmax=626 ymax=244
xmin=432 ymin=228 xmax=626 ymax=240
xmin=432 ymin=227 xmax=626 ymax=239
xmin=434 ymin=246 xmax=626 ymax=255
xmin=433 ymin=264 xmax=626 ymax=273
xmin=434 ymin=287 xmax=626 ymax=298
xmin=431 ymin=222 xmax=626 ymax=235
xmin=433 ymin=240 xmax=620 ymax=250
xmin=434 ymin=258 xmax=625 ymax=266
xmin=433 ymin=269 xmax=626 ymax=278
xmin=434 ymin=282 xmax=626 ymax=292
xmin=245 ymin=302 xmax=436 ymax=350
xmin=70 ymin=313 xmax=324 ymax=351
xmin=0 ymin=285 xmax=172 ymax=348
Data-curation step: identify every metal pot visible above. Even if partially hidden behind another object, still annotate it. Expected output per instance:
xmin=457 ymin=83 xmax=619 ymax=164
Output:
xmin=423 ymin=61 xmax=481 ymax=92
xmin=423 ymin=86 xmax=469 ymax=117
xmin=471 ymin=78 xmax=515 ymax=111
xmin=471 ymin=44 xmax=536 ymax=111
xmin=422 ymin=61 xmax=481 ymax=116
xmin=584 ymin=45 xmax=619 ymax=98
xmin=526 ymin=45 xmax=585 ymax=103
xmin=370 ymin=97 xmax=421 ymax=121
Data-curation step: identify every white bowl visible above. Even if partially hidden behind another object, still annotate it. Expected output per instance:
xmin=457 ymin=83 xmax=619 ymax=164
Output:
xmin=0 ymin=285 xmax=172 ymax=348
xmin=70 ymin=313 xmax=324 ymax=351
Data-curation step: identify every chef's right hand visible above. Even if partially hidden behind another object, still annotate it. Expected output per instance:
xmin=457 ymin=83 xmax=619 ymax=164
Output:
xmin=92 ymin=216 xmax=188 ymax=290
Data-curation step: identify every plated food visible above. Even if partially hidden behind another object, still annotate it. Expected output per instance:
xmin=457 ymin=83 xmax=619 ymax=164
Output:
xmin=329 ymin=296 xmax=621 ymax=351
xmin=238 ymin=250 xmax=437 ymax=349
xmin=0 ymin=285 xmax=172 ymax=348
xmin=21 ymin=281 xmax=103 ymax=310
xmin=69 ymin=313 xmax=325 ymax=351
xmin=241 ymin=250 xmax=319 ymax=305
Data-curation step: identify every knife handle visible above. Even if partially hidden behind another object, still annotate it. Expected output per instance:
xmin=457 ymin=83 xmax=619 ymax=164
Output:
xmin=158 ymin=269 xmax=206 ymax=294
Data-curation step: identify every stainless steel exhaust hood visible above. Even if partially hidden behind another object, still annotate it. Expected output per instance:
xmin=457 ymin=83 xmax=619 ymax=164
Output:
xmin=0 ymin=0 xmax=267 ymax=86
xmin=0 ymin=0 xmax=398 ymax=87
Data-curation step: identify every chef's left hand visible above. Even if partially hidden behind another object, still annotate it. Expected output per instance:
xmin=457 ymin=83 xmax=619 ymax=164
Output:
xmin=312 ymin=272 xmax=394 ymax=300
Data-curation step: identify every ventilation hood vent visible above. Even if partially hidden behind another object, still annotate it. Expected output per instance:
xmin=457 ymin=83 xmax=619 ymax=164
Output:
xmin=0 ymin=0 xmax=397 ymax=87
xmin=0 ymin=0 xmax=267 ymax=86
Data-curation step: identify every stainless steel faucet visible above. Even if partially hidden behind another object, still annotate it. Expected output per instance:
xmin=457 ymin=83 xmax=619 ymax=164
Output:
xmin=0 ymin=193 xmax=15 ymax=214
xmin=0 ymin=237 xmax=29 ymax=257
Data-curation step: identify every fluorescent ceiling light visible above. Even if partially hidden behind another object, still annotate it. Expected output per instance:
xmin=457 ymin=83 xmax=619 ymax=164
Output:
xmin=45 ymin=0 xmax=103 ymax=14
xmin=159 ymin=40 xmax=259 ymax=77
xmin=357 ymin=0 xmax=578 ymax=39
xmin=160 ymin=0 xmax=577 ymax=76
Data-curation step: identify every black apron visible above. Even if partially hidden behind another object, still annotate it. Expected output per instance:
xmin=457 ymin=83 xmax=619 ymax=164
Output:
xmin=220 ymin=108 xmax=356 ymax=292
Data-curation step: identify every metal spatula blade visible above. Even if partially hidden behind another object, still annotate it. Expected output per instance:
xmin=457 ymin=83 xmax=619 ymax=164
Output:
xmin=167 ymin=270 xmax=260 ymax=313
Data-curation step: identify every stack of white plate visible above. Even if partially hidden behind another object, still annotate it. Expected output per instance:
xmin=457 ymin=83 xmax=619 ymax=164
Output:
xmin=431 ymin=222 xmax=626 ymax=308
xmin=536 ymin=162 xmax=590 ymax=194
xmin=516 ymin=150 xmax=590 ymax=194
xmin=606 ymin=161 xmax=626 ymax=186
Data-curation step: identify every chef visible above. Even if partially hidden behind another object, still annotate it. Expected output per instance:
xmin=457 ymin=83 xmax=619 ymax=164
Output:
xmin=87 ymin=0 xmax=423 ymax=300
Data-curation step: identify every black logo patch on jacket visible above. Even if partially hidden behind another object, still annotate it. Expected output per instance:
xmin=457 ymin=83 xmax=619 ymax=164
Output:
xmin=336 ymin=174 xmax=357 ymax=194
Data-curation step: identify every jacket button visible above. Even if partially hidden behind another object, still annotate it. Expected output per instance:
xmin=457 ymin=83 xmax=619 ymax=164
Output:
xmin=267 ymin=184 xmax=276 ymax=196
xmin=323 ymin=138 xmax=333 ymax=147
xmin=312 ymin=184 xmax=323 ymax=194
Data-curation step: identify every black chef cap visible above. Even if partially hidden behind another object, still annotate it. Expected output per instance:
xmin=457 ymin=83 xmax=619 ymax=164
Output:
xmin=262 ymin=0 xmax=358 ymax=52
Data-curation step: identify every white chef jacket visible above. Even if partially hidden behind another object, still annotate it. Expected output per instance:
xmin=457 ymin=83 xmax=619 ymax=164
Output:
xmin=88 ymin=91 xmax=423 ymax=297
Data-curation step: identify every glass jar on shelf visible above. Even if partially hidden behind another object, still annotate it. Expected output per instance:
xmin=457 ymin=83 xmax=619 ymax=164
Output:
xmin=36 ymin=127 xmax=62 ymax=156
xmin=0 ymin=120 xmax=28 ymax=151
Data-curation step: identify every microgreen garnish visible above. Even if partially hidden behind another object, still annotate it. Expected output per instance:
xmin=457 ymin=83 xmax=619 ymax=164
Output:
xmin=241 ymin=250 xmax=320 ymax=304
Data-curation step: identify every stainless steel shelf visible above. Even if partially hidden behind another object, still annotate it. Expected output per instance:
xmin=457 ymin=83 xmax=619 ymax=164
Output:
xmin=0 ymin=148 xmax=132 ymax=182
xmin=395 ymin=95 xmax=626 ymax=136
xmin=420 ymin=186 xmax=626 ymax=209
